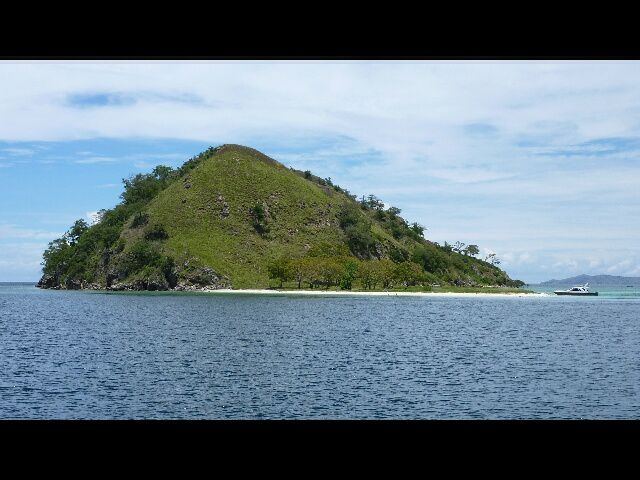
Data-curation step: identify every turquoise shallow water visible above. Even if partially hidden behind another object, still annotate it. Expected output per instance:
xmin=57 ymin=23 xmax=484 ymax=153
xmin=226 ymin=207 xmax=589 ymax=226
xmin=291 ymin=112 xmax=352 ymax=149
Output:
xmin=528 ymin=285 xmax=640 ymax=300
xmin=1 ymin=283 xmax=639 ymax=419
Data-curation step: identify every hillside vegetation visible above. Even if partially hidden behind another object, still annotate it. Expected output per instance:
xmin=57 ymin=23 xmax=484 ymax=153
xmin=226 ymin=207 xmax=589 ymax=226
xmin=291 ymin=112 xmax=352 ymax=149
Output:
xmin=38 ymin=144 xmax=525 ymax=291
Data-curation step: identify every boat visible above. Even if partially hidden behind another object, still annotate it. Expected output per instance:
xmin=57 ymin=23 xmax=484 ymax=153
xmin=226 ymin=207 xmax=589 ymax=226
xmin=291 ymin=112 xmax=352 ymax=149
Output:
xmin=554 ymin=283 xmax=598 ymax=296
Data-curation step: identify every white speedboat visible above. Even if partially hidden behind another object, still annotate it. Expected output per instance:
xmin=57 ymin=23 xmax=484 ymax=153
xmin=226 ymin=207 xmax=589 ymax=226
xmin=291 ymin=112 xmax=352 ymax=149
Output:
xmin=554 ymin=283 xmax=598 ymax=296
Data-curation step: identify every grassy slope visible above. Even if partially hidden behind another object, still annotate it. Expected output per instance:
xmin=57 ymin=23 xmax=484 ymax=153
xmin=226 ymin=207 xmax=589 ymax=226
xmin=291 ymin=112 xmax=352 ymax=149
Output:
xmin=123 ymin=144 xmax=515 ymax=289
xmin=145 ymin=145 xmax=350 ymax=288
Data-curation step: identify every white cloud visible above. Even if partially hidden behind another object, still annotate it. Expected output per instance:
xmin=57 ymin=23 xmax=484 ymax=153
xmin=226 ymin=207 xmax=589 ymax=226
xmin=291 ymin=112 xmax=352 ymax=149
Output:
xmin=0 ymin=226 xmax=67 ymax=281
xmin=588 ymin=258 xmax=603 ymax=269
xmin=422 ymin=167 xmax=517 ymax=184
xmin=73 ymin=152 xmax=186 ymax=166
xmin=606 ymin=259 xmax=633 ymax=274
xmin=0 ymin=61 xmax=637 ymax=150
xmin=2 ymin=147 xmax=34 ymax=156
xmin=75 ymin=156 xmax=118 ymax=164
xmin=627 ymin=265 xmax=640 ymax=276
xmin=0 ymin=224 xmax=62 ymax=240
xmin=134 ymin=161 xmax=153 ymax=169
xmin=85 ymin=211 xmax=102 ymax=225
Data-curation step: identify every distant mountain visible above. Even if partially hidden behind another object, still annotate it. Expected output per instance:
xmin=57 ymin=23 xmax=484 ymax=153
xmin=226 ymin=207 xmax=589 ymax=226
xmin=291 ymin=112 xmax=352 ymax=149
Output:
xmin=537 ymin=274 xmax=640 ymax=287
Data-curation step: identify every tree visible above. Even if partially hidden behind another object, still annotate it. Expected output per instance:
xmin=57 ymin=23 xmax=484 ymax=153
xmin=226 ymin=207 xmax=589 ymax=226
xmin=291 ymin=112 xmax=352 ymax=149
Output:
xmin=340 ymin=259 xmax=359 ymax=290
xmin=388 ymin=246 xmax=408 ymax=263
xmin=295 ymin=257 xmax=340 ymax=289
xmin=304 ymin=170 xmax=312 ymax=179
xmin=65 ymin=219 xmax=89 ymax=246
xmin=267 ymin=256 xmax=292 ymax=288
xmin=425 ymin=249 xmax=448 ymax=273
xmin=412 ymin=245 xmax=447 ymax=274
xmin=89 ymin=210 xmax=106 ymax=225
xmin=484 ymin=253 xmax=501 ymax=265
xmin=120 ymin=166 xmax=175 ymax=205
xmin=152 ymin=165 xmax=175 ymax=183
xmin=41 ymin=237 xmax=72 ymax=276
xmin=288 ymin=257 xmax=309 ymax=289
xmin=337 ymin=203 xmax=375 ymax=257
xmin=303 ymin=257 xmax=322 ymax=288
xmin=318 ymin=259 xmax=343 ymax=289
xmin=386 ymin=206 xmax=402 ymax=217
xmin=358 ymin=261 xmax=382 ymax=290
xmin=388 ymin=221 xmax=405 ymax=239
xmin=453 ymin=241 xmax=466 ymax=254
xmin=410 ymin=222 xmax=425 ymax=237
xmin=363 ymin=194 xmax=384 ymax=211
xmin=380 ymin=207 xmax=410 ymax=240
xmin=250 ymin=202 xmax=269 ymax=235
xmin=344 ymin=222 xmax=375 ymax=258
xmin=378 ymin=259 xmax=396 ymax=289
xmin=464 ymin=244 xmax=479 ymax=257
xmin=393 ymin=261 xmax=424 ymax=289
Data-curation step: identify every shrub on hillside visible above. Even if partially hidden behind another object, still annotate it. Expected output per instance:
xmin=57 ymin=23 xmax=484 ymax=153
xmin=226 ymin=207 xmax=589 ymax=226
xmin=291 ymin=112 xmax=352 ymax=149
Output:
xmin=143 ymin=224 xmax=169 ymax=241
xmin=250 ymin=202 xmax=270 ymax=235
xmin=131 ymin=212 xmax=149 ymax=228
xmin=337 ymin=203 xmax=375 ymax=258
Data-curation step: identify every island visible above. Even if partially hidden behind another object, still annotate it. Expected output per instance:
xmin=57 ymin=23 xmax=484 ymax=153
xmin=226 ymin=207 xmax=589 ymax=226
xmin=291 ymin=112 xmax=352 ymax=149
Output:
xmin=38 ymin=144 xmax=528 ymax=294
xmin=536 ymin=274 xmax=639 ymax=288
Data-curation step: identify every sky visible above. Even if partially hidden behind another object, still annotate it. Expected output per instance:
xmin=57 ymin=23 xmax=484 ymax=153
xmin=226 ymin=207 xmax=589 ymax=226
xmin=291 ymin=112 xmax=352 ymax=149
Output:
xmin=1 ymin=60 xmax=639 ymax=283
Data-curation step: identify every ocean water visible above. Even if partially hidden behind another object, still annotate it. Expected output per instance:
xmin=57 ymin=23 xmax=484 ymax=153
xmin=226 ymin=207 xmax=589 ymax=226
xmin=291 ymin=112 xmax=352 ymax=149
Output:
xmin=1 ymin=282 xmax=639 ymax=419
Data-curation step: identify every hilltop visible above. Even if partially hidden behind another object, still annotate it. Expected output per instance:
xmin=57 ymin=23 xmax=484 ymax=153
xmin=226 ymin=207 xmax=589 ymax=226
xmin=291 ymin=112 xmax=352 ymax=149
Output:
xmin=38 ymin=144 xmax=525 ymax=291
xmin=537 ymin=274 xmax=640 ymax=287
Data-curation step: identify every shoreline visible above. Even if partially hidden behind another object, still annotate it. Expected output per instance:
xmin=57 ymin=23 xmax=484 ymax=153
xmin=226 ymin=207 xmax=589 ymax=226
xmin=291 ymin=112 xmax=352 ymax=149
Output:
xmin=28 ymin=284 xmax=548 ymax=298
xmin=201 ymin=288 xmax=548 ymax=298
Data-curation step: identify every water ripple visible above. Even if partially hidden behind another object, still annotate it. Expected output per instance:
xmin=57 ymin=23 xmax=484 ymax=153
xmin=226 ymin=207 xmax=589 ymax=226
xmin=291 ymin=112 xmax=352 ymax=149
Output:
xmin=1 ymin=284 xmax=639 ymax=418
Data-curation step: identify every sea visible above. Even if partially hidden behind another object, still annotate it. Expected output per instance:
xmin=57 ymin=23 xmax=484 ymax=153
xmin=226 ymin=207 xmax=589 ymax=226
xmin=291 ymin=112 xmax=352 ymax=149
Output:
xmin=1 ymin=282 xmax=639 ymax=419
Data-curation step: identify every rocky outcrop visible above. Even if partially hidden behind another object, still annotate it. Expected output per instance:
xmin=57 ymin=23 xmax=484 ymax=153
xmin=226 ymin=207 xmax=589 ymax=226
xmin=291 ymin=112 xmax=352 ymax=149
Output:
xmin=38 ymin=261 xmax=231 ymax=292
xmin=216 ymin=194 xmax=230 ymax=219
xmin=452 ymin=277 xmax=477 ymax=287
xmin=64 ymin=278 xmax=83 ymax=290
xmin=108 ymin=279 xmax=168 ymax=291
xmin=174 ymin=265 xmax=231 ymax=291
xmin=36 ymin=274 xmax=58 ymax=289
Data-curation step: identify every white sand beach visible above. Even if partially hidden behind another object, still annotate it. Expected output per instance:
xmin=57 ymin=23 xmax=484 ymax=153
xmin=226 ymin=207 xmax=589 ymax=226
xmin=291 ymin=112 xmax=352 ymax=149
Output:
xmin=202 ymin=288 xmax=548 ymax=298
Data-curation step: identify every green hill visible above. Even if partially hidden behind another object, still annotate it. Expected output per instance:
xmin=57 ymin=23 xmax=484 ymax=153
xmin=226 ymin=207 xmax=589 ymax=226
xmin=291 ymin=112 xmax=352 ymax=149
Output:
xmin=38 ymin=144 xmax=525 ymax=291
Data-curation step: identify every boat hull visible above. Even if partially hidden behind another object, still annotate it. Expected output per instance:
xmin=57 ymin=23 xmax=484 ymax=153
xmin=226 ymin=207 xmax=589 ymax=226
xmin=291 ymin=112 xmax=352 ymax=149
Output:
xmin=554 ymin=291 xmax=598 ymax=296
